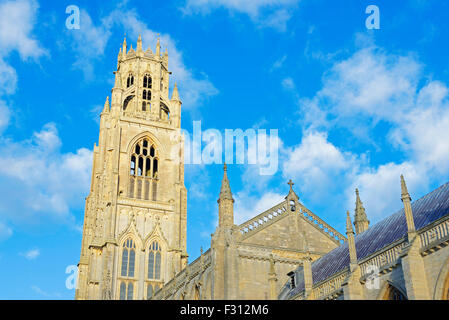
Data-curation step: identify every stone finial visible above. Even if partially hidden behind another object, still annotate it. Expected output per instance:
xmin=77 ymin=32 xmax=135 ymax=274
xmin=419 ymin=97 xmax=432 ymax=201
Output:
xmin=401 ymin=174 xmax=411 ymax=201
xmin=401 ymin=175 xmax=416 ymax=235
xmin=171 ymin=82 xmax=181 ymax=102
xmin=346 ymin=210 xmax=358 ymax=266
xmin=346 ymin=210 xmax=354 ymax=234
xmin=102 ymin=96 xmax=110 ymax=114
xmin=156 ymin=37 xmax=161 ymax=56
xmin=354 ymin=188 xmax=369 ymax=234
xmin=137 ymin=34 xmax=143 ymax=52
xmin=218 ymin=163 xmax=233 ymax=201
xmin=122 ymin=36 xmax=127 ymax=58
xmin=288 ymin=179 xmax=294 ymax=191
xmin=285 ymin=179 xmax=299 ymax=201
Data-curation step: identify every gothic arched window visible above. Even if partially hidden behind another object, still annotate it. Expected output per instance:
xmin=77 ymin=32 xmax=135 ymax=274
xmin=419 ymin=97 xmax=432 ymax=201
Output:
xmin=143 ymin=74 xmax=152 ymax=89
xmin=142 ymin=74 xmax=152 ymax=112
xmin=119 ymin=281 xmax=134 ymax=300
xmin=121 ymin=238 xmax=136 ymax=277
xmin=127 ymin=74 xmax=134 ymax=88
xmin=128 ymin=138 xmax=159 ymax=200
xmin=148 ymin=241 xmax=162 ymax=280
xmin=142 ymin=90 xmax=151 ymax=112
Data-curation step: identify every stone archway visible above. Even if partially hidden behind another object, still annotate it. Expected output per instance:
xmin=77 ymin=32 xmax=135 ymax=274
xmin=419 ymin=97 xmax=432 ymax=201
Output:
xmin=379 ymin=283 xmax=407 ymax=300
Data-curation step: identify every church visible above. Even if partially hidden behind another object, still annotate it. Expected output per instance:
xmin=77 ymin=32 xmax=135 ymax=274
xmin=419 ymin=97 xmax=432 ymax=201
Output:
xmin=75 ymin=36 xmax=449 ymax=300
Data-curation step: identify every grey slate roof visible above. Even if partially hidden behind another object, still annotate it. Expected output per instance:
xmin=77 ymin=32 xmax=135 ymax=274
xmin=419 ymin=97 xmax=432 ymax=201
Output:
xmin=286 ymin=181 xmax=449 ymax=298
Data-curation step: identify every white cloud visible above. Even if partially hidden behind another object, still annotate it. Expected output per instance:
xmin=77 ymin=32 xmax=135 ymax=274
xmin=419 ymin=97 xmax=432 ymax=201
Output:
xmin=283 ymin=132 xmax=352 ymax=178
xmin=0 ymin=100 xmax=10 ymax=132
xmin=234 ymin=190 xmax=284 ymax=224
xmin=271 ymin=55 xmax=287 ymax=71
xmin=281 ymin=77 xmax=295 ymax=91
xmin=20 ymin=248 xmax=40 ymax=260
xmin=31 ymin=285 xmax=61 ymax=298
xmin=0 ymin=222 xmax=13 ymax=241
xmin=182 ymin=0 xmax=300 ymax=31
xmin=0 ymin=124 xmax=92 ymax=227
xmin=289 ymin=43 xmax=449 ymax=221
xmin=69 ymin=9 xmax=111 ymax=79
xmin=0 ymin=0 xmax=47 ymax=60
xmin=0 ymin=59 xmax=17 ymax=95
xmin=0 ymin=0 xmax=46 ymax=139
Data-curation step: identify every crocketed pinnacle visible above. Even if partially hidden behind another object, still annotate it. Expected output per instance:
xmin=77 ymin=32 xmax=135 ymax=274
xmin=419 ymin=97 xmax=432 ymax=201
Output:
xmin=219 ymin=163 xmax=233 ymax=201
xmin=354 ymin=188 xmax=368 ymax=223
xmin=102 ymin=96 xmax=110 ymax=114
xmin=171 ymin=82 xmax=181 ymax=102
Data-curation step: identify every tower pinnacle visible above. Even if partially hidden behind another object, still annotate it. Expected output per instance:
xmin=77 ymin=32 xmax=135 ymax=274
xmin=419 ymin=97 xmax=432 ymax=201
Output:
xmin=353 ymin=188 xmax=369 ymax=234
xmin=219 ymin=163 xmax=233 ymax=201
xmin=171 ymin=82 xmax=181 ymax=102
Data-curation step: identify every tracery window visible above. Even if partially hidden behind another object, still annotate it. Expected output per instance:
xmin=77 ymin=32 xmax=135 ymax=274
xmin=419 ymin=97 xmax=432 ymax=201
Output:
xmin=126 ymin=74 xmax=134 ymax=88
xmin=128 ymin=138 xmax=159 ymax=200
xmin=118 ymin=238 xmax=136 ymax=300
xmin=145 ymin=241 xmax=163 ymax=299
xmin=119 ymin=281 xmax=134 ymax=300
xmin=121 ymin=238 xmax=136 ymax=277
xmin=148 ymin=241 xmax=162 ymax=280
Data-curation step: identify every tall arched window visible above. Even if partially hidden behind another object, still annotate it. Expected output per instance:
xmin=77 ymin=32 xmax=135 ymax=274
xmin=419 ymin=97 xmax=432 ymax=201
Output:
xmin=148 ymin=241 xmax=162 ymax=280
xmin=121 ymin=238 xmax=136 ymax=277
xmin=142 ymin=74 xmax=152 ymax=112
xmin=119 ymin=281 xmax=134 ymax=300
xmin=128 ymin=138 xmax=159 ymax=200
xmin=127 ymin=74 xmax=134 ymax=88
xmin=143 ymin=74 xmax=152 ymax=89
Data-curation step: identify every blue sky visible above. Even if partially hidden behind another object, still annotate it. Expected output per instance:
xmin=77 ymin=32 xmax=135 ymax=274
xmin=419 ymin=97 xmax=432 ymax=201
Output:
xmin=1 ymin=0 xmax=449 ymax=299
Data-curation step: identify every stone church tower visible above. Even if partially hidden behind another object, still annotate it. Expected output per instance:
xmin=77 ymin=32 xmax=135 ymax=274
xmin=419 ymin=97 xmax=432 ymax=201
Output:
xmin=75 ymin=36 xmax=188 ymax=300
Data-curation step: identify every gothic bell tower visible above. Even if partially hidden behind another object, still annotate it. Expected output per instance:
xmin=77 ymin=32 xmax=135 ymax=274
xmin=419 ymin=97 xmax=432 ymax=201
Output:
xmin=75 ymin=36 xmax=188 ymax=300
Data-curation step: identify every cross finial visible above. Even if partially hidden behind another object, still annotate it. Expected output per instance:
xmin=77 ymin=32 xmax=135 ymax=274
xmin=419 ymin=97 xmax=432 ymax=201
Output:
xmin=224 ymin=162 xmax=227 ymax=172
xmin=200 ymin=246 xmax=203 ymax=255
xmin=288 ymin=179 xmax=294 ymax=190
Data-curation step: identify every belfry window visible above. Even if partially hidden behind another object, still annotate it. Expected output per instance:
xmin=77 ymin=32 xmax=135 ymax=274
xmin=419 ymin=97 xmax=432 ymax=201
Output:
xmin=128 ymin=138 xmax=159 ymax=200
xmin=143 ymin=75 xmax=152 ymax=89
xmin=142 ymin=74 xmax=152 ymax=112
xmin=126 ymin=74 xmax=134 ymax=88
xmin=142 ymin=90 xmax=152 ymax=111
xmin=121 ymin=238 xmax=136 ymax=277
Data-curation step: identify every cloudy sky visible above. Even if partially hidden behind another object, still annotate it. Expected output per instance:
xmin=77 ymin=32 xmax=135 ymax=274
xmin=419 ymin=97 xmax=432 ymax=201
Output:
xmin=1 ymin=0 xmax=449 ymax=299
